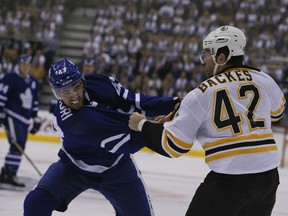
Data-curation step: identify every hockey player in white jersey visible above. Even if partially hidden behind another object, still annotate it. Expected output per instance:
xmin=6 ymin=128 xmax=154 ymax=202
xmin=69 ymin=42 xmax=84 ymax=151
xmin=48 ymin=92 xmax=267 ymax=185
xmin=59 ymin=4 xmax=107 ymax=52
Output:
xmin=129 ymin=26 xmax=286 ymax=216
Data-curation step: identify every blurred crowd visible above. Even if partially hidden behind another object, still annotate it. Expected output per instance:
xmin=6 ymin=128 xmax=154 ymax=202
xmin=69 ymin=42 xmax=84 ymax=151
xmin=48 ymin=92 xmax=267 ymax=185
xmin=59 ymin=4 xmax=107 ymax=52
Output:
xmin=81 ymin=0 xmax=288 ymax=101
xmin=0 ymin=0 xmax=65 ymax=85
xmin=0 ymin=0 xmax=287 ymax=117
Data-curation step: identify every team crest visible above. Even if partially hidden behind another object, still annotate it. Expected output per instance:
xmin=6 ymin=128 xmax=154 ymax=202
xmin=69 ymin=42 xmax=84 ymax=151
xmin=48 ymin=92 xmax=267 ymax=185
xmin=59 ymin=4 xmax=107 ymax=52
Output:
xmin=220 ymin=26 xmax=228 ymax=31
xmin=20 ymin=88 xmax=33 ymax=109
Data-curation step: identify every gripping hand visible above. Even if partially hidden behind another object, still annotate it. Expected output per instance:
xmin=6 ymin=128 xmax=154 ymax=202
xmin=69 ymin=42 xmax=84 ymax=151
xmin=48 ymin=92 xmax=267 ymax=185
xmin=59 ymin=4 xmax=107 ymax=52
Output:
xmin=30 ymin=117 xmax=42 ymax=134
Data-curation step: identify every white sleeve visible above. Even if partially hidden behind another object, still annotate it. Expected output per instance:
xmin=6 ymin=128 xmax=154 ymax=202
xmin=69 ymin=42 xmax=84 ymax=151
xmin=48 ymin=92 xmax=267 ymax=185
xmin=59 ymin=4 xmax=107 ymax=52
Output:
xmin=268 ymin=77 xmax=286 ymax=121
xmin=164 ymin=89 xmax=209 ymax=145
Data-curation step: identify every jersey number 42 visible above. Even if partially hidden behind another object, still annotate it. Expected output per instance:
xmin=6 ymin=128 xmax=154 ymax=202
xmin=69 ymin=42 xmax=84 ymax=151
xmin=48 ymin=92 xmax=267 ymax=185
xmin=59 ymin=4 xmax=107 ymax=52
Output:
xmin=212 ymin=83 xmax=265 ymax=136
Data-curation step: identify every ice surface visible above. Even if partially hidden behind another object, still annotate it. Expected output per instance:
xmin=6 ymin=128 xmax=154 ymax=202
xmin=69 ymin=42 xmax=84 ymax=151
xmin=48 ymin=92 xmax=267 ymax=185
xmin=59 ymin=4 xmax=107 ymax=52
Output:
xmin=0 ymin=139 xmax=287 ymax=216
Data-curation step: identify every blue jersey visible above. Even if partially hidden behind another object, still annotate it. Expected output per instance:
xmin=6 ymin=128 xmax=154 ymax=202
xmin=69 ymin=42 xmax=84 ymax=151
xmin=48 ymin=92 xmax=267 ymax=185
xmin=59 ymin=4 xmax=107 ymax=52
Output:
xmin=0 ymin=71 xmax=39 ymax=125
xmin=53 ymin=74 xmax=178 ymax=175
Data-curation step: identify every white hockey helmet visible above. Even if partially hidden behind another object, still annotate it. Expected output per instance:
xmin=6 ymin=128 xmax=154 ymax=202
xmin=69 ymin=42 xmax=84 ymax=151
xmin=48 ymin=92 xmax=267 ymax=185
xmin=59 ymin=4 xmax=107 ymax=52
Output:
xmin=203 ymin=25 xmax=246 ymax=57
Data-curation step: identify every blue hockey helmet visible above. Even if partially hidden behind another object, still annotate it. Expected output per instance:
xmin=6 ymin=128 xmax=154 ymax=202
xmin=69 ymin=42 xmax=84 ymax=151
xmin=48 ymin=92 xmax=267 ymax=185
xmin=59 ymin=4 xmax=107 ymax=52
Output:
xmin=18 ymin=54 xmax=32 ymax=63
xmin=83 ymin=57 xmax=96 ymax=65
xmin=48 ymin=58 xmax=84 ymax=99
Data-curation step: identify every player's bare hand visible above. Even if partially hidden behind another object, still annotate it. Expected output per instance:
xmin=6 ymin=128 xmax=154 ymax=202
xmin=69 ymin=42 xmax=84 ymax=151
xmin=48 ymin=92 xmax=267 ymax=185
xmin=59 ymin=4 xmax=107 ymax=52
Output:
xmin=129 ymin=112 xmax=146 ymax=131
xmin=154 ymin=115 xmax=165 ymax=123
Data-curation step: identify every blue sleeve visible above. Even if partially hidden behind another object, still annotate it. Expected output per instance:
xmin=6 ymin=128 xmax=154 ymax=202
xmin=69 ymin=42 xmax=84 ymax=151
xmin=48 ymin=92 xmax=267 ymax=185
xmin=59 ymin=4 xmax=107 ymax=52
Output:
xmin=90 ymin=75 xmax=179 ymax=117
xmin=0 ymin=74 xmax=11 ymax=123
xmin=109 ymin=76 xmax=178 ymax=116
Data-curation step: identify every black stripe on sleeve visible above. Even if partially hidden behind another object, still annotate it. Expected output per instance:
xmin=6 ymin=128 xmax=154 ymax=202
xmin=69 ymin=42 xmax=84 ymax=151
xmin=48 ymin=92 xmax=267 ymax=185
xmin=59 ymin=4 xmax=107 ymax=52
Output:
xmin=142 ymin=121 xmax=171 ymax=157
xmin=206 ymin=139 xmax=276 ymax=156
xmin=271 ymin=101 xmax=287 ymax=120
xmin=167 ymin=138 xmax=189 ymax=154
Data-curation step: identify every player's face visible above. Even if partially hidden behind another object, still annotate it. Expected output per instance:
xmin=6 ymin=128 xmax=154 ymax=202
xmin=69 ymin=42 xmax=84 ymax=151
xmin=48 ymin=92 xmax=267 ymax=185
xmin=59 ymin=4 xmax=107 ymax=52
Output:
xmin=19 ymin=62 xmax=32 ymax=77
xmin=200 ymin=49 xmax=214 ymax=77
xmin=83 ymin=64 xmax=95 ymax=75
xmin=58 ymin=81 xmax=84 ymax=110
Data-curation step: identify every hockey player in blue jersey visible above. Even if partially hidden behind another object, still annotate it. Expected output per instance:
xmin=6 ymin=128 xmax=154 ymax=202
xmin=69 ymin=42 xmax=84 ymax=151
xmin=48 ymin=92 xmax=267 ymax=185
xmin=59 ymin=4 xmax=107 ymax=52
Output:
xmin=0 ymin=54 xmax=41 ymax=188
xmin=23 ymin=58 xmax=180 ymax=216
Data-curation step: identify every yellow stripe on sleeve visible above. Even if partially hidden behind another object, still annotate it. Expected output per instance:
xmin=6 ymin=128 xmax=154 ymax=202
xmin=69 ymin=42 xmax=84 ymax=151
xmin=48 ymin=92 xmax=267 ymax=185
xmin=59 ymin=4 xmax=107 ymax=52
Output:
xmin=166 ymin=130 xmax=193 ymax=149
xmin=162 ymin=130 xmax=193 ymax=158
xmin=271 ymin=97 xmax=286 ymax=116
xmin=204 ymin=133 xmax=273 ymax=150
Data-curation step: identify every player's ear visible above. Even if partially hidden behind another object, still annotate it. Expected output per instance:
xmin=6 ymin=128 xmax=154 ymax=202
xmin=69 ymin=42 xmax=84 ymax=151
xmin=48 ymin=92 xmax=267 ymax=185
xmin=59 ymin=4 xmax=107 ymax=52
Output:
xmin=217 ymin=53 xmax=227 ymax=64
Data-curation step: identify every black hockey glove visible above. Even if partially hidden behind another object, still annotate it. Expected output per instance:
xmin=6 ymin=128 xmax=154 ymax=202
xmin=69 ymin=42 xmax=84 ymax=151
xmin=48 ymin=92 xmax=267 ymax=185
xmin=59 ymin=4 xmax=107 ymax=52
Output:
xmin=30 ymin=117 xmax=42 ymax=134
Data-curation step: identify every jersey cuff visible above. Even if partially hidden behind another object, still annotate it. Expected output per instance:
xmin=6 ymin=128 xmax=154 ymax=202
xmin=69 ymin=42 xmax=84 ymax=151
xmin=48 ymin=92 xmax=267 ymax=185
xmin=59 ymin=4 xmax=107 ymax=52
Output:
xmin=137 ymin=119 xmax=147 ymax=131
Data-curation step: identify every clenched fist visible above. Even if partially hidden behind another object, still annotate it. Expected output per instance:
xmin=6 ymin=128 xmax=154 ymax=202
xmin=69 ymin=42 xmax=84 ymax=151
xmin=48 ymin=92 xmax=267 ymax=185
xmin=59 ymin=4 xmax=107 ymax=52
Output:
xmin=129 ymin=112 xmax=146 ymax=131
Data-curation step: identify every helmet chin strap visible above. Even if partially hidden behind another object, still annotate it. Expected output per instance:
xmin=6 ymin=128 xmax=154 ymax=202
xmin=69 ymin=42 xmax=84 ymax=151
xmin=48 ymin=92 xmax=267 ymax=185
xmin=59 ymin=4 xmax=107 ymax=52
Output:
xmin=211 ymin=54 xmax=232 ymax=76
xmin=52 ymin=89 xmax=61 ymax=100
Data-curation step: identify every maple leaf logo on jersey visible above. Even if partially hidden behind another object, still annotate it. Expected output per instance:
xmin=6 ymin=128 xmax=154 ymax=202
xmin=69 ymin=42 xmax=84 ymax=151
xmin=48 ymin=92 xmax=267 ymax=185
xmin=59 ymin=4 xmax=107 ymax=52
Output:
xmin=20 ymin=88 xmax=33 ymax=109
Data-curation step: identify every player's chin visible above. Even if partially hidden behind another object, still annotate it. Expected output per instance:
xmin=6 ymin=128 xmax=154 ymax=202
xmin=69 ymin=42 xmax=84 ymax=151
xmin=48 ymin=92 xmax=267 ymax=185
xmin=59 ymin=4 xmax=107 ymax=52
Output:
xmin=69 ymin=103 xmax=83 ymax=110
xmin=203 ymin=66 xmax=213 ymax=77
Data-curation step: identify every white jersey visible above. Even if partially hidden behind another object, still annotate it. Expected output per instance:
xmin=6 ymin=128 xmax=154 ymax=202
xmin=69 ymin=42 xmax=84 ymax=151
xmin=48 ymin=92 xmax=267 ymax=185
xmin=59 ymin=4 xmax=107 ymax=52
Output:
xmin=163 ymin=66 xmax=286 ymax=174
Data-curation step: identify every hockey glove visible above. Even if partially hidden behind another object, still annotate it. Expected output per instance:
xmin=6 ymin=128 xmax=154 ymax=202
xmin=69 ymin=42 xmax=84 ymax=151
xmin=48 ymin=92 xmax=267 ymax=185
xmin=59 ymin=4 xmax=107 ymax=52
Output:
xmin=30 ymin=117 xmax=42 ymax=134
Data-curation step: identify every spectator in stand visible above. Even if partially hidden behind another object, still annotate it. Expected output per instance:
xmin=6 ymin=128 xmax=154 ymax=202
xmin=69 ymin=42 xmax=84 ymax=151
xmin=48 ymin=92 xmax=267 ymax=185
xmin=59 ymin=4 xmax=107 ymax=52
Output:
xmin=31 ymin=48 xmax=46 ymax=85
xmin=81 ymin=57 xmax=97 ymax=75
xmin=175 ymin=70 xmax=188 ymax=91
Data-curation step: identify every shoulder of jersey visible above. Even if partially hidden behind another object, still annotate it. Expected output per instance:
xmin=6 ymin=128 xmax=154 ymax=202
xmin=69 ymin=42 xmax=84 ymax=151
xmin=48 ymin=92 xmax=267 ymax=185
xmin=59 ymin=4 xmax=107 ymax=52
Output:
xmin=195 ymin=66 xmax=263 ymax=94
xmin=1 ymin=72 xmax=19 ymax=82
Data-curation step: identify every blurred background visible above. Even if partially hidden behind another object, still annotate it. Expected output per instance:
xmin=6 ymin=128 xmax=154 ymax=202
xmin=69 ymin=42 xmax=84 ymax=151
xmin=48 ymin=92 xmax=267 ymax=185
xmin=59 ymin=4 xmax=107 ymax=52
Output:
xmin=0 ymin=0 xmax=287 ymax=123
xmin=1 ymin=2 xmax=288 ymax=214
